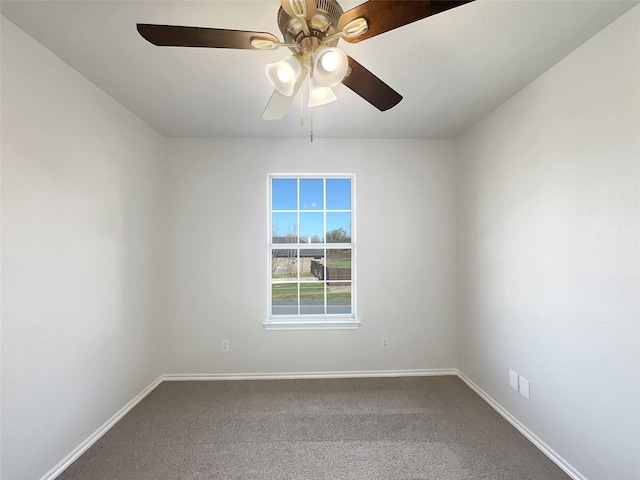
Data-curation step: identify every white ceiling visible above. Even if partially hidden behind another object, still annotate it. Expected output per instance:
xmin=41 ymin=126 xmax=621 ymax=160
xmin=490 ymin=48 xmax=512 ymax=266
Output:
xmin=1 ymin=0 xmax=637 ymax=139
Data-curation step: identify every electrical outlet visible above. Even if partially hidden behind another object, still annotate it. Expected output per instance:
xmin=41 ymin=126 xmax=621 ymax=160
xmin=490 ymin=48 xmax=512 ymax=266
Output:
xmin=221 ymin=340 xmax=230 ymax=352
xmin=519 ymin=376 xmax=530 ymax=399
xmin=509 ymin=370 xmax=519 ymax=391
xmin=381 ymin=337 xmax=389 ymax=350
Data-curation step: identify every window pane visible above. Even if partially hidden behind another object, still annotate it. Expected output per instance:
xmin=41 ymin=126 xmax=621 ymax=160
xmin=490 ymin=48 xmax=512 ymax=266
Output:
xmin=272 ymin=283 xmax=298 ymax=316
xmin=272 ymin=212 xmax=297 ymax=242
xmin=327 ymin=283 xmax=351 ymax=315
xmin=326 ymin=179 xmax=351 ymax=210
xmin=300 ymin=179 xmax=323 ymax=210
xmin=326 ymin=249 xmax=351 ymax=281
xmin=300 ymin=212 xmax=323 ymax=243
xmin=272 ymin=249 xmax=298 ymax=280
xmin=326 ymin=212 xmax=351 ymax=243
xmin=302 ymin=248 xmax=324 ymax=280
xmin=300 ymin=282 xmax=325 ymax=315
xmin=272 ymin=178 xmax=297 ymax=210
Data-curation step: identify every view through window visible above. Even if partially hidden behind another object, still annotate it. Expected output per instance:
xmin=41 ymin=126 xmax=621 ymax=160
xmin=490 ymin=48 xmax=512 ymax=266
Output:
xmin=269 ymin=176 xmax=354 ymax=322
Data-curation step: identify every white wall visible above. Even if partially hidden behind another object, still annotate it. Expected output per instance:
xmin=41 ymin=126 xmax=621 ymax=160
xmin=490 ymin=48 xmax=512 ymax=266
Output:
xmin=455 ymin=6 xmax=639 ymax=480
xmin=1 ymin=17 xmax=166 ymax=480
xmin=163 ymin=137 xmax=457 ymax=375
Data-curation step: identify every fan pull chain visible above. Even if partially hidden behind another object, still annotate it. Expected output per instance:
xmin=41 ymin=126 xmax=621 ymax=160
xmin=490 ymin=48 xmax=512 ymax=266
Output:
xmin=307 ymin=74 xmax=313 ymax=142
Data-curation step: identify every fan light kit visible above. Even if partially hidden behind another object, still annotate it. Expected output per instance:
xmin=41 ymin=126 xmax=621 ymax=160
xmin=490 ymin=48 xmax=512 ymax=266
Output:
xmin=137 ymin=0 xmax=473 ymax=125
xmin=266 ymin=55 xmax=302 ymax=96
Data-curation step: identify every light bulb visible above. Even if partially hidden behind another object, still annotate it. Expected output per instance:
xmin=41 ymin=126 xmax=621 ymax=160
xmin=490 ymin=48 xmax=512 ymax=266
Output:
xmin=277 ymin=68 xmax=290 ymax=83
xmin=320 ymin=51 xmax=338 ymax=72
xmin=312 ymin=47 xmax=348 ymax=88
xmin=265 ymin=56 xmax=302 ymax=96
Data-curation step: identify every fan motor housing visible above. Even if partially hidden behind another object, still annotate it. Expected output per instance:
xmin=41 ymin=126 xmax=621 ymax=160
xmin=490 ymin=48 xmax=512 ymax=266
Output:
xmin=278 ymin=0 xmax=344 ymax=51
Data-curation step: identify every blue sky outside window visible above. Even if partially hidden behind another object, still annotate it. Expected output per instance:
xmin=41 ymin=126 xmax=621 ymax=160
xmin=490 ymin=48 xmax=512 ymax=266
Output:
xmin=300 ymin=212 xmax=323 ymax=242
xmin=300 ymin=178 xmax=323 ymax=210
xmin=272 ymin=178 xmax=297 ymax=210
xmin=326 ymin=178 xmax=351 ymax=210
xmin=272 ymin=212 xmax=297 ymax=241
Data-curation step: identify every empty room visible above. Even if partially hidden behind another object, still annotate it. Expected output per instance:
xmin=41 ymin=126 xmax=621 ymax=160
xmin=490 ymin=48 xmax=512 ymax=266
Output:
xmin=1 ymin=1 xmax=638 ymax=479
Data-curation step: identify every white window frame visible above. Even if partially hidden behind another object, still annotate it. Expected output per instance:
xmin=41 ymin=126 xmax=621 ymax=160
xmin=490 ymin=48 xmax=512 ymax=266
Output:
xmin=265 ymin=174 xmax=359 ymax=330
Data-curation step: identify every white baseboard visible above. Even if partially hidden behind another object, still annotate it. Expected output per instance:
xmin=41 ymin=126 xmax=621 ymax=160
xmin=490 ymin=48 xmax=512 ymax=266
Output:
xmin=162 ymin=369 xmax=457 ymax=381
xmin=456 ymin=370 xmax=586 ymax=480
xmin=40 ymin=376 xmax=163 ymax=480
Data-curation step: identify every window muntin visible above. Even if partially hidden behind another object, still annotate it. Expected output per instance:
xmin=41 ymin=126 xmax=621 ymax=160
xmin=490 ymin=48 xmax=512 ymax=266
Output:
xmin=269 ymin=176 xmax=355 ymax=325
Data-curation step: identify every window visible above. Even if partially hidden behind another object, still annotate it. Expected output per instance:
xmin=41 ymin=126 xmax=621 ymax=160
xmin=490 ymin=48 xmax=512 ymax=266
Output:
xmin=267 ymin=175 xmax=358 ymax=329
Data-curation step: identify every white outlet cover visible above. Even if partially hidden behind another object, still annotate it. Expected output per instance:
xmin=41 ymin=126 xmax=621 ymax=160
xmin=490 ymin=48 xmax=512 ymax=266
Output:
xmin=509 ymin=370 xmax=519 ymax=391
xmin=519 ymin=377 xmax=530 ymax=399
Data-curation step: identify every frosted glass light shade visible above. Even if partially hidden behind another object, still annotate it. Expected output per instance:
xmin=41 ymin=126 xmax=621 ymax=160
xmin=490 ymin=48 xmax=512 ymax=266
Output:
xmin=308 ymin=77 xmax=337 ymax=107
xmin=312 ymin=46 xmax=348 ymax=88
xmin=266 ymin=56 xmax=302 ymax=96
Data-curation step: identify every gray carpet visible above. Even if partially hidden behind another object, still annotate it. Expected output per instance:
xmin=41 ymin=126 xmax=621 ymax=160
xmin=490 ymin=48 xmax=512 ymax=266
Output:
xmin=57 ymin=376 xmax=569 ymax=479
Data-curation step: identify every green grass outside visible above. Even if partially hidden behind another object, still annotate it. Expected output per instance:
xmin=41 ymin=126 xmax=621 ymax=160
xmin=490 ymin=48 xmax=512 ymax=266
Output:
xmin=272 ymin=283 xmax=351 ymax=301
xmin=325 ymin=259 xmax=351 ymax=268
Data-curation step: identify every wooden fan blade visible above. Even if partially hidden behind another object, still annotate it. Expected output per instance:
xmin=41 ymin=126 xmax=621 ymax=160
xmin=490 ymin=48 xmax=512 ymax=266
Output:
xmin=338 ymin=0 xmax=474 ymax=43
xmin=280 ymin=0 xmax=317 ymax=20
xmin=262 ymin=68 xmax=309 ymax=120
xmin=137 ymin=24 xmax=279 ymax=49
xmin=341 ymin=56 xmax=402 ymax=111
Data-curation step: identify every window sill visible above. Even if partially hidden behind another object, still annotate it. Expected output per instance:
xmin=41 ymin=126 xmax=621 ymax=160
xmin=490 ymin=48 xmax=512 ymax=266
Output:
xmin=264 ymin=318 xmax=361 ymax=331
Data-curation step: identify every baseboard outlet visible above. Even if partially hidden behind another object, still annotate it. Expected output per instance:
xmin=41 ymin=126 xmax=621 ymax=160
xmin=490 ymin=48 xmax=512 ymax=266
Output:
xmin=40 ymin=376 xmax=163 ymax=480
xmin=162 ymin=369 xmax=457 ymax=381
xmin=456 ymin=370 xmax=587 ymax=480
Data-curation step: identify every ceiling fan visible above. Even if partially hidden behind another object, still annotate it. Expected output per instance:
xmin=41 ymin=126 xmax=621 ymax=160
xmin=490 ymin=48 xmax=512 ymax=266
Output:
xmin=137 ymin=0 xmax=473 ymax=120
